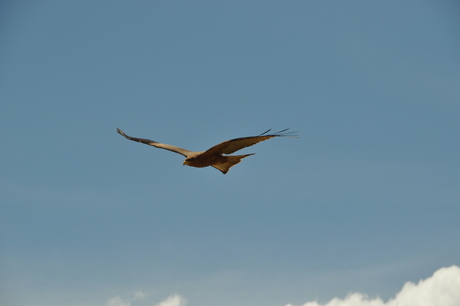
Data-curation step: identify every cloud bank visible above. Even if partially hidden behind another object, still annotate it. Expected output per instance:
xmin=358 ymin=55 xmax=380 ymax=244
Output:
xmin=105 ymin=266 xmax=459 ymax=306
xmin=286 ymin=265 xmax=460 ymax=306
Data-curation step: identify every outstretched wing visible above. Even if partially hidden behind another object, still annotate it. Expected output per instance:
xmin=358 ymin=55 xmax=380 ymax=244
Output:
xmin=116 ymin=128 xmax=192 ymax=157
xmin=203 ymin=129 xmax=297 ymax=156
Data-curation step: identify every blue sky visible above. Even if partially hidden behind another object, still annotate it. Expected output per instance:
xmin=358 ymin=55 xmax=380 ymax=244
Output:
xmin=1 ymin=1 xmax=459 ymax=306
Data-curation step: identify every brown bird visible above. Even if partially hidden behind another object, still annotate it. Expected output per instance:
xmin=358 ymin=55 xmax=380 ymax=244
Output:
xmin=116 ymin=128 xmax=297 ymax=174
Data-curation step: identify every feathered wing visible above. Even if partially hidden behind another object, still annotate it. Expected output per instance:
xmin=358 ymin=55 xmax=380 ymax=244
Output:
xmin=116 ymin=128 xmax=192 ymax=157
xmin=203 ymin=129 xmax=297 ymax=156
xmin=211 ymin=154 xmax=255 ymax=174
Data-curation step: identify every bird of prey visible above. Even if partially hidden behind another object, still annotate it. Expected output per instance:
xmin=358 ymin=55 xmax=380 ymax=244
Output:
xmin=116 ymin=128 xmax=297 ymax=174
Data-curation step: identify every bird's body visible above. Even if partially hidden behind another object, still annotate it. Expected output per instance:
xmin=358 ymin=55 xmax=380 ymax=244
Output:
xmin=116 ymin=128 xmax=296 ymax=174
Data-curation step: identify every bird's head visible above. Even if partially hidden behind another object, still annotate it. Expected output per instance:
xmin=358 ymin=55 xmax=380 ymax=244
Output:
xmin=183 ymin=156 xmax=197 ymax=166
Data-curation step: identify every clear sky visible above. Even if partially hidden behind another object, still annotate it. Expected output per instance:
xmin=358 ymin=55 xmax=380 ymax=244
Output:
xmin=1 ymin=1 xmax=459 ymax=306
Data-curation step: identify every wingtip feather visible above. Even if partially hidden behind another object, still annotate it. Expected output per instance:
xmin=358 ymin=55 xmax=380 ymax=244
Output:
xmin=259 ymin=128 xmax=298 ymax=138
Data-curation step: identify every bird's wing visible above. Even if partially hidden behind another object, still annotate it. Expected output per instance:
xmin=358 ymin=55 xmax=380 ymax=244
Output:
xmin=116 ymin=128 xmax=192 ymax=157
xmin=203 ymin=129 xmax=297 ymax=155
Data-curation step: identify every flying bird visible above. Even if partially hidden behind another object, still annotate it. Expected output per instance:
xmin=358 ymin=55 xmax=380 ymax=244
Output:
xmin=116 ymin=128 xmax=297 ymax=174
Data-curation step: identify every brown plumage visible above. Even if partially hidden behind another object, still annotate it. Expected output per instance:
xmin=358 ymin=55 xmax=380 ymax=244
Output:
xmin=116 ymin=128 xmax=297 ymax=174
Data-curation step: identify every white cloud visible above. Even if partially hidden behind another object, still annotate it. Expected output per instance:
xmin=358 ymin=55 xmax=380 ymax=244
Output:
xmin=107 ymin=295 xmax=131 ymax=306
xmin=134 ymin=291 xmax=146 ymax=301
xmin=106 ymin=291 xmax=146 ymax=306
xmin=156 ymin=294 xmax=187 ymax=306
xmin=390 ymin=265 xmax=460 ymax=306
xmin=286 ymin=265 xmax=460 ymax=306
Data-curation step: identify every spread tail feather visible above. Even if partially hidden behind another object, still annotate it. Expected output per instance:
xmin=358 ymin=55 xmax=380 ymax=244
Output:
xmin=212 ymin=154 xmax=254 ymax=174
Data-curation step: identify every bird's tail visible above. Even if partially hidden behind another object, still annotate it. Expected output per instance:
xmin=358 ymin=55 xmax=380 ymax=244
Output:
xmin=212 ymin=154 xmax=254 ymax=174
